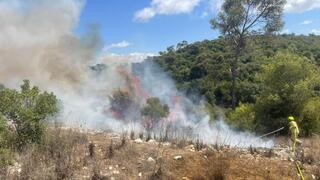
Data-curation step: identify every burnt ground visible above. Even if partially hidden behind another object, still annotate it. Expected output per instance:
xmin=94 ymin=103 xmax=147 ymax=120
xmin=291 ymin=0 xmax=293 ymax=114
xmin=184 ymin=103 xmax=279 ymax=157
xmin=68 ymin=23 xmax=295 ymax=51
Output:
xmin=2 ymin=129 xmax=320 ymax=180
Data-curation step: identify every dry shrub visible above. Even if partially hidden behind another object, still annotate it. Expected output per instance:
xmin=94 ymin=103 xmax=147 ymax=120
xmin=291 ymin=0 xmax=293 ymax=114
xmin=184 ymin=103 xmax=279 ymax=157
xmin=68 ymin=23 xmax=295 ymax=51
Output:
xmin=297 ymin=135 xmax=320 ymax=165
xmin=207 ymin=155 xmax=230 ymax=180
xmin=89 ymin=142 xmax=95 ymax=158
xmin=130 ymin=131 xmax=135 ymax=140
xmin=138 ymin=132 xmax=144 ymax=140
xmin=195 ymin=139 xmax=205 ymax=151
xmin=106 ymin=140 xmax=114 ymax=159
xmin=194 ymin=151 xmax=231 ymax=180
xmin=91 ymin=164 xmax=108 ymax=180
xmin=17 ymin=128 xmax=88 ymax=179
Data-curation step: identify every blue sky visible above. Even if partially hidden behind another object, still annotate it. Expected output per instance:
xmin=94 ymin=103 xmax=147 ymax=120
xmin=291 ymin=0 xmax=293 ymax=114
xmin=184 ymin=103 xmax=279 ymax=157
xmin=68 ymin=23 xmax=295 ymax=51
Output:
xmin=76 ymin=0 xmax=320 ymax=55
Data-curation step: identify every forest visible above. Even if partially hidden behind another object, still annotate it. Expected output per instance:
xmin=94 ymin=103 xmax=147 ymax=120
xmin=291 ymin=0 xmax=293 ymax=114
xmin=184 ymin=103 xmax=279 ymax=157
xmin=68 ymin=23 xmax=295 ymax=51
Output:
xmin=153 ymin=34 xmax=320 ymax=135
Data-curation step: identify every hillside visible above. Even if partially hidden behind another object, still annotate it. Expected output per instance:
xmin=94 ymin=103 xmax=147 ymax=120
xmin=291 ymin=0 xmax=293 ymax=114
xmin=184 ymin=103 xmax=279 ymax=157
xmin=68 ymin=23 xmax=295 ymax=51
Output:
xmin=153 ymin=34 xmax=320 ymax=107
xmin=152 ymin=35 xmax=320 ymax=135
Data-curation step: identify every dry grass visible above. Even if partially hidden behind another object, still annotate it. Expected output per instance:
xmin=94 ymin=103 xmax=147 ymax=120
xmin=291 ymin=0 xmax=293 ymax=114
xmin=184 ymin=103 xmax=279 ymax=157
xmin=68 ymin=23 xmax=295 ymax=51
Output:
xmin=2 ymin=129 xmax=320 ymax=180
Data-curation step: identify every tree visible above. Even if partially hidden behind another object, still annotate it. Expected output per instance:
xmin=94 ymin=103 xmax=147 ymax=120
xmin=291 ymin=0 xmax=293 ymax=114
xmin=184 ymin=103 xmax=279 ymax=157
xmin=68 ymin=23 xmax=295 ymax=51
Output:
xmin=0 ymin=80 xmax=58 ymax=147
xmin=141 ymin=97 xmax=170 ymax=132
xmin=109 ymin=89 xmax=134 ymax=120
xmin=254 ymin=52 xmax=320 ymax=134
xmin=211 ymin=0 xmax=286 ymax=109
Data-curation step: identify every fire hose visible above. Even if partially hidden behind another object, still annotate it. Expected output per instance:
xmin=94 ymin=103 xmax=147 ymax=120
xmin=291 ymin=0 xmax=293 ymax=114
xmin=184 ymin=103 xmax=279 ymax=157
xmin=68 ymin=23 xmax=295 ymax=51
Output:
xmin=258 ymin=127 xmax=284 ymax=138
xmin=294 ymin=160 xmax=305 ymax=180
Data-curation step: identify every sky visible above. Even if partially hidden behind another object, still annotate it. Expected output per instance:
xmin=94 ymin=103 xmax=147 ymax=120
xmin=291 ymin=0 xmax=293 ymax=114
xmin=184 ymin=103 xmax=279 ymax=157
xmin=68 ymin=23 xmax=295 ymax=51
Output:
xmin=76 ymin=0 xmax=320 ymax=55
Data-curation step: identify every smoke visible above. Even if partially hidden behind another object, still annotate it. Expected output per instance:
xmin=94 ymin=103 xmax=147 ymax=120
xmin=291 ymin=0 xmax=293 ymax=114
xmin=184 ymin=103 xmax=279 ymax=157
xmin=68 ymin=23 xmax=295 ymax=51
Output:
xmin=0 ymin=0 xmax=273 ymax=148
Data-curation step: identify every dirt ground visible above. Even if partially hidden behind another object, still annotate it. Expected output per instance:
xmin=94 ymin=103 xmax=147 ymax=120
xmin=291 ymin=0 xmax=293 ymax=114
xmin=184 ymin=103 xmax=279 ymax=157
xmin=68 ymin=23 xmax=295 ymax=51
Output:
xmin=2 ymin=129 xmax=320 ymax=180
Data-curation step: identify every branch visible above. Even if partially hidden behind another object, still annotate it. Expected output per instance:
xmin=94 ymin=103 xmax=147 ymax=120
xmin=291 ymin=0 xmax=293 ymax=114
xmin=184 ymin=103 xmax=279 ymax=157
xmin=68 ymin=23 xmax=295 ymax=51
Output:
xmin=244 ymin=0 xmax=270 ymax=32
xmin=241 ymin=0 xmax=254 ymax=34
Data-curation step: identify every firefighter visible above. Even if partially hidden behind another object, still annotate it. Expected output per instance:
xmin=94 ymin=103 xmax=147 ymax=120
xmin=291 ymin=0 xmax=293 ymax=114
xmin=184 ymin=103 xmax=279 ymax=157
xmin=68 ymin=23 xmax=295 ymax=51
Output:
xmin=288 ymin=116 xmax=301 ymax=153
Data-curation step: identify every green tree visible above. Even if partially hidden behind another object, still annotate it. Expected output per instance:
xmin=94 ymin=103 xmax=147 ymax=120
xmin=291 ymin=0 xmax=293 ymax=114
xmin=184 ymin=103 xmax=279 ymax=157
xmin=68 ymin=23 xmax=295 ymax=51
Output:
xmin=255 ymin=52 xmax=320 ymax=133
xmin=109 ymin=89 xmax=134 ymax=120
xmin=211 ymin=0 xmax=286 ymax=109
xmin=0 ymin=80 xmax=58 ymax=148
xmin=141 ymin=97 xmax=170 ymax=132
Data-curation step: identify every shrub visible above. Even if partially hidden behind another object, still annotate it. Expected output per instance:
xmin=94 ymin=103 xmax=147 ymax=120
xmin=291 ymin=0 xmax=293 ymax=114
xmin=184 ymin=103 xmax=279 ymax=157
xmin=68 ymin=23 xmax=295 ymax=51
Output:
xmin=141 ymin=97 xmax=170 ymax=132
xmin=0 ymin=114 xmax=13 ymax=166
xmin=0 ymin=80 xmax=58 ymax=148
xmin=300 ymin=98 xmax=320 ymax=136
xmin=109 ymin=89 xmax=133 ymax=120
xmin=227 ymin=103 xmax=256 ymax=131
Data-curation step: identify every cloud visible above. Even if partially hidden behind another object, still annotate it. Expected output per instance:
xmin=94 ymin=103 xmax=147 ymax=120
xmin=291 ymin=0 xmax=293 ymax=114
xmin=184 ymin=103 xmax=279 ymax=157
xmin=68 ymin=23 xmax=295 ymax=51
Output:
xmin=301 ymin=20 xmax=313 ymax=25
xmin=280 ymin=29 xmax=291 ymax=34
xmin=134 ymin=0 xmax=201 ymax=22
xmin=311 ymin=29 xmax=320 ymax=35
xmin=103 ymin=41 xmax=131 ymax=51
xmin=201 ymin=11 xmax=208 ymax=18
xmin=285 ymin=0 xmax=320 ymax=13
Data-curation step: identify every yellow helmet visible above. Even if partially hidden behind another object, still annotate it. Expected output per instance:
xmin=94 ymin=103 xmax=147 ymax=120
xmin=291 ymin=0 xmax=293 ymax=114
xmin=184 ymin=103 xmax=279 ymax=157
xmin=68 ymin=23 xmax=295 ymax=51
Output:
xmin=288 ymin=116 xmax=295 ymax=121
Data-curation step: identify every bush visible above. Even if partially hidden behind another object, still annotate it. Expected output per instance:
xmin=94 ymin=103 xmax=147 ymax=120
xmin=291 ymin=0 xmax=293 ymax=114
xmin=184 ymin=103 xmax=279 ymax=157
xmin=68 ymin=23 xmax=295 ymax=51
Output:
xmin=109 ymin=89 xmax=139 ymax=120
xmin=0 ymin=80 xmax=58 ymax=148
xmin=141 ymin=97 xmax=170 ymax=132
xmin=300 ymin=98 xmax=320 ymax=136
xmin=0 ymin=114 xmax=12 ymax=166
xmin=227 ymin=103 xmax=256 ymax=132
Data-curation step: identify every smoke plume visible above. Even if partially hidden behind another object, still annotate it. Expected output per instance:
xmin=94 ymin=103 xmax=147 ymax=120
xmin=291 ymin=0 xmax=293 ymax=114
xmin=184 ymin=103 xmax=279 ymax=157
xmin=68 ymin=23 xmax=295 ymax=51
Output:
xmin=0 ymin=0 xmax=273 ymax=148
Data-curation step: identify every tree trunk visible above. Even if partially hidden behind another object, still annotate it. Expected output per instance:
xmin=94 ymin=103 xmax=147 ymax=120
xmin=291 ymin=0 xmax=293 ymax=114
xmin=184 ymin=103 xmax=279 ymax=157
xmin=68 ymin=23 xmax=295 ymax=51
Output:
xmin=231 ymin=46 xmax=241 ymax=110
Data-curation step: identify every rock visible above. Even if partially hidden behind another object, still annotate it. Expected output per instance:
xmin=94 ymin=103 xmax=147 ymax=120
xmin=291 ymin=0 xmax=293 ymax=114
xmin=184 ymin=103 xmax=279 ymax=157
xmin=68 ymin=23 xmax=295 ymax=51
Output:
xmin=174 ymin=155 xmax=183 ymax=160
xmin=110 ymin=177 xmax=115 ymax=180
xmin=134 ymin=138 xmax=143 ymax=144
xmin=163 ymin=142 xmax=171 ymax=146
xmin=147 ymin=157 xmax=155 ymax=162
xmin=113 ymin=170 xmax=120 ymax=174
xmin=182 ymin=177 xmax=190 ymax=180
xmin=138 ymin=172 xmax=142 ymax=177
xmin=311 ymin=174 xmax=316 ymax=179
xmin=148 ymin=139 xmax=156 ymax=144
xmin=7 ymin=162 xmax=22 ymax=175
xmin=109 ymin=166 xmax=113 ymax=170
xmin=121 ymin=167 xmax=126 ymax=170
xmin=185 ymin=145 xmax=195 ymax=152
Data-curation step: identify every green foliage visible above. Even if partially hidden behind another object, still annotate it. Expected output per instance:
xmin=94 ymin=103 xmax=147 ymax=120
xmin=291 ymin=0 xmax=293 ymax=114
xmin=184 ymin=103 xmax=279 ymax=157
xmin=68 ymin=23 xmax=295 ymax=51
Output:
xmin=227 ymin=103 xmax=256 ymax=131
xmin=255 ymin=52 xmax=320 ymax=134
xmin=300 ymin=98 xmax=320 ymax=136
xmin=210 ymin=0 xmax=286 ymax=109
xmin=0 ymin=114 xmax=13 ymax=166
xmin=0 ymin=80 xmax=58 ymax=148
xmin=141 ymin=97 xmax=170 ymax=131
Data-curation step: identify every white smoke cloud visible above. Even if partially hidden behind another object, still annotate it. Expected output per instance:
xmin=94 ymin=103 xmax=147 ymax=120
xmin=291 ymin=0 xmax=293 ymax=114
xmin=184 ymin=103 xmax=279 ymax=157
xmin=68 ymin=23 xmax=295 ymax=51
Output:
xmin=0 ymin=0 xmax=273 ymax=148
